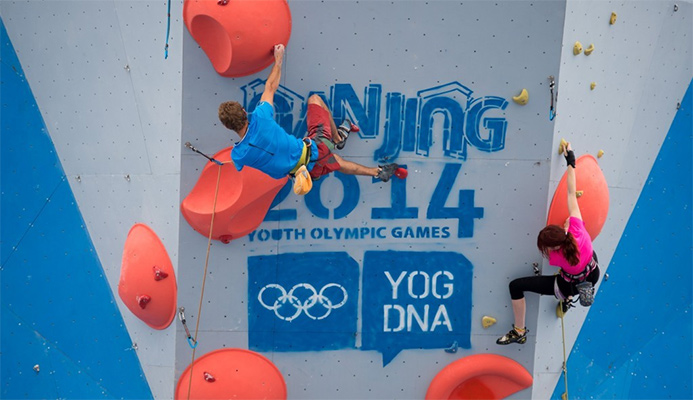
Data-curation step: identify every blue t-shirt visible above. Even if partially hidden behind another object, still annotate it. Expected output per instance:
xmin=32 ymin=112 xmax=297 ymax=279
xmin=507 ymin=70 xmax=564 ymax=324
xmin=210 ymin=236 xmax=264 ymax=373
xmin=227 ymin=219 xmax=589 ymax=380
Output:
xmin=231 ymin=102 xmax=304 ymax=179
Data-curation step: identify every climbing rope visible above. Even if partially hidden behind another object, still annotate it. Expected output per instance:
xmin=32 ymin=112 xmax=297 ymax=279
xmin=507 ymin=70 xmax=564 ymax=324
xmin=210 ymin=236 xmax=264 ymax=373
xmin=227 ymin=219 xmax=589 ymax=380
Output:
xmin=185 ymin=163 xmax=223 ymax=400
xmin=164 ymin=0 xmax=172 ymax=59
xmin=559 ymin=303 xmax=570 ymax=400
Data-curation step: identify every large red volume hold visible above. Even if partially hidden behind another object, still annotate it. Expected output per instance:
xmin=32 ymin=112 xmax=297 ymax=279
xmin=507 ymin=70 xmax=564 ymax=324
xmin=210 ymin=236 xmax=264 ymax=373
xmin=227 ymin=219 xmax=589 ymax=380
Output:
xmin=175 ymin=348 xmax=287 ymax=400
xmin=118 ymin=223 xmax=177 ymax=330
xmin=547 ymin=154 xmax=610 ymax=240
xmin=181 ymin=147 xmax=287 ymax=243
xmin=426 ymin=354 xmax=533 ymax=400
xmin=183 ymin=0 xmax=292 ymax=77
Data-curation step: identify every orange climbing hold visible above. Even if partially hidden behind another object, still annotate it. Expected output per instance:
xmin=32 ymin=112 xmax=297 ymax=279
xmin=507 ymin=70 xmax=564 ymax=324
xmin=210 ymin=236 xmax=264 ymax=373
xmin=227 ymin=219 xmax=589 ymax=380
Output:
xmin=425 ymin=354 xmax=533 ymax=399
xmin=183 ymin=0 xmax=292 ymax=77
xmin=118 ymin=223 xmax=177 ymax=330
xmin=175 ymin=348 xmax=286 ymax=400
xmin=181 ymin=147 xmax=287 ymax=243
xmin=547 ymin=155 xmax=610 ymax=240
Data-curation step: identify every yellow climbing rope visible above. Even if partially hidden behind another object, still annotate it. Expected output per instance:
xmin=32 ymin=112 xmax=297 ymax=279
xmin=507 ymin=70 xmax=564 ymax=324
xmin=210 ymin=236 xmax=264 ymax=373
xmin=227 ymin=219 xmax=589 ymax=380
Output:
xmin=559 ymin=301 xmax=570 ymax=400
xmin=186 ymin=163 xmax=223 ymax=400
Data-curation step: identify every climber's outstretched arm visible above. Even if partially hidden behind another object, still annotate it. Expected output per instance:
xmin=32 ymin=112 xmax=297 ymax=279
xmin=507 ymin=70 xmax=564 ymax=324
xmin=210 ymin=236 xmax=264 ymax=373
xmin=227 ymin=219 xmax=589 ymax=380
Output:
xmin=260 ymin=44 xmax=285 ymax=106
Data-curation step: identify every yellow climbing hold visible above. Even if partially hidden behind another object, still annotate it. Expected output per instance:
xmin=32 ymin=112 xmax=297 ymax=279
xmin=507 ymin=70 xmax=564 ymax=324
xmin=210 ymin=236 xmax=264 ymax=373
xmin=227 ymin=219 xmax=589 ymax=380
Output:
xmin=482 ymin=316 xmax=497 ymax=328
xmin=584 ymin=44 xmax=595 ymax=55
xmin=576 ymin=190 xmax=584 ymax=198
xmin=558 ymin=138 xmax=568 ymax=154
xmin=573 ymin=41 xmax=583 ymax=55
xmin=512 ymin=88 xmax=529 ymax=105
xmin=597 ymin=149 xmax=605 ymax=158
xmin=610 ymin=12 xmax=617 ymax=25
xmin=590 ymin=82 xmax=596 ymax=90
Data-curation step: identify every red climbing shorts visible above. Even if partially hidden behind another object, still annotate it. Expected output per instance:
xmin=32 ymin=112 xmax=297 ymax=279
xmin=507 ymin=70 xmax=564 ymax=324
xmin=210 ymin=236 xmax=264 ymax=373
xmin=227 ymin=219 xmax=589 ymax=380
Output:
xmin=306 ymin=104 xmax=340 ymax=179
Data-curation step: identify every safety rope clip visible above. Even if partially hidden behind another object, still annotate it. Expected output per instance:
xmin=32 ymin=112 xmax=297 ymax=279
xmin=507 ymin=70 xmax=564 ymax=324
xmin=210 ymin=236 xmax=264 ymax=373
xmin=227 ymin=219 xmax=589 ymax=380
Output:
xmin=178 ymin=307 xmax=198 ymax=348
xmin=184 ymin=142 xmax=224 ymax=166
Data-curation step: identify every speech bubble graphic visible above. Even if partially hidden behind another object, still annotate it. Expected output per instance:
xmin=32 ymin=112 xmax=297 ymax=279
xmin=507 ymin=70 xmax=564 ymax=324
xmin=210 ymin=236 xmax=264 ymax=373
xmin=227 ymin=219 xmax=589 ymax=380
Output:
xmin=248 ymin=252 xmax=359 ymax=352
xmin=361 ymin=251 xmax=473 ymax=366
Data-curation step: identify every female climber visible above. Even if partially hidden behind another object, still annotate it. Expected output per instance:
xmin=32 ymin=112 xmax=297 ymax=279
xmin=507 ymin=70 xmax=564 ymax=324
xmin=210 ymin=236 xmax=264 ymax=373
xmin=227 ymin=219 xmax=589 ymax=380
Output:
xmin=496 ymin=142 xmax=600 ymax=345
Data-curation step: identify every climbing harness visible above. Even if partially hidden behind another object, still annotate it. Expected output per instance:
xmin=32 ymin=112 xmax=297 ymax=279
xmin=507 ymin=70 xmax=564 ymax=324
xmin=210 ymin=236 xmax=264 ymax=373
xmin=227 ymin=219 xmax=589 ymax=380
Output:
xmin=548 ymin=76 xmax=558 ymax=121
xmin=178 ymin=308 xmax=197 ymax=349
xmin=185 ymin=142 xmax=224 ymax=166
xmin=164 ymin=0 xmax=172 ymax=59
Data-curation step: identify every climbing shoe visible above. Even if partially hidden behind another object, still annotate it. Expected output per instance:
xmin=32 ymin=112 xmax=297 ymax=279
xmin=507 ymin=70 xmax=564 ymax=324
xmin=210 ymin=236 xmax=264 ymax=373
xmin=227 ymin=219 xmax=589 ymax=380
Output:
xmin=496 ymin=325 xmax=528 ymax=345
xmin=335 ymin=119 xmax=359 ymax=150
xmin=376 ymin=163 xmax=399 ymax=182
xmin=576 ymin=281 xmax=595 ymax=307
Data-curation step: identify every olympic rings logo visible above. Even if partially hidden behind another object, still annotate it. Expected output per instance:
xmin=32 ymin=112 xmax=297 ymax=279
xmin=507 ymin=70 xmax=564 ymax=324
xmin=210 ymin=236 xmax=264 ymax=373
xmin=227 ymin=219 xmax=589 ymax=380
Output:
xmin=258 ymin=283 xmax=348 ymax=322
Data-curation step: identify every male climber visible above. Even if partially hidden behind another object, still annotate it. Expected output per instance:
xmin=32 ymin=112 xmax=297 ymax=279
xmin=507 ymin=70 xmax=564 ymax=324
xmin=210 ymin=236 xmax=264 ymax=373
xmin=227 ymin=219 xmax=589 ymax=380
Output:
xmin=218 ymin=44 xmax=401 ymax=194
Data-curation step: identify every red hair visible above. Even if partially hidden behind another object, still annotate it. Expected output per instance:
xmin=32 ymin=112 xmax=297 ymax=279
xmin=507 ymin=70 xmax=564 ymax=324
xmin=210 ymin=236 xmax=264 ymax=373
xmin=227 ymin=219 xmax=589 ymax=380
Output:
xmin=537 ymin=225 xmax=580 ymax=266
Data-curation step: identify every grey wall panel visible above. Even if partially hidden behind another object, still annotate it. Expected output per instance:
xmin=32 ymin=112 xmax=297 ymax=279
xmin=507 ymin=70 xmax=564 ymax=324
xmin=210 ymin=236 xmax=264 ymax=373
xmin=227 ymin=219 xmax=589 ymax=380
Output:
xmin=179 ymin=1 xmax=567 ymax=398
xmin=6 ymin=0 xmax=688 ymax=397
xmin=2 ymin=1 xmax=185 ymax=399
xmin=533 ymin=1 xmax=692 ymax=398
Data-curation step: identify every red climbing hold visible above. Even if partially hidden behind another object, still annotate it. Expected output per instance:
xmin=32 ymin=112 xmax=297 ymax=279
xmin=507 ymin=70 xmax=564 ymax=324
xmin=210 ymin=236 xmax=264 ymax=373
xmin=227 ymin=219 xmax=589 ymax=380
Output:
xmin=153 ymin=266 xmax=169 ymax=281
xmin=203 ymin=371 xmax=216 ymax=382
xmin=425 ymin=354 xmax=533 ymax=400
xmin=118 ymin=223 xmax=177 ymax=330
xmin=181 ymin=147 xmax=288 ymax=243
xmin=175 ymin=348 xmax=286 ymax=400
xmin=136 ymin=295 xmax=151 ymax=309
xmin=547 ymin=154 xmax=610 ymax=240
xmin=183 ymin=0 xmax=292 ymax=77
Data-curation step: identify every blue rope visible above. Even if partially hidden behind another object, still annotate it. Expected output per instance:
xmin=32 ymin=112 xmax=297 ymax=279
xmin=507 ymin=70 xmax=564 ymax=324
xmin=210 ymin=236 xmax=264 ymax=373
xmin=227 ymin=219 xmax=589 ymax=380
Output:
xmin=164 ymin=0 xmax=172 ymax=59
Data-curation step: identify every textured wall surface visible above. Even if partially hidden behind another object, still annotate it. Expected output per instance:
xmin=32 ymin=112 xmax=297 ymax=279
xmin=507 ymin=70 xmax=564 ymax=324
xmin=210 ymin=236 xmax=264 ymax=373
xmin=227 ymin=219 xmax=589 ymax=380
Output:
xmin=1 ymin=20 xmax=152 ymax=399
xmin=533 ymin=1 xmax=692 ymax=397
xmin=1 ymin=0 xmax=691 ymax=399
xmin=552 ymin=79 xmax=692 ymax=400
xmin=0 ymin=1 xmax=184 ymax=398
xmin=178 ymin=1 xmax=566 ymax=398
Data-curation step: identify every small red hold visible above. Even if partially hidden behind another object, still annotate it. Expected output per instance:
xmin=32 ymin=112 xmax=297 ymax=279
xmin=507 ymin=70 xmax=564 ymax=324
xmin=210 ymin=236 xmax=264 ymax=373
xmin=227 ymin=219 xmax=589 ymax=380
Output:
xmin=203 ymin=371 xmax=216 ymax=382
xmin=216 ymin=0 xmax=228 ymax=5
xmin=219 ymin=235 xmax=233 ymax=244
xmin=152 ymin=266 xmax=169 ymax=281
xmin=395 ymin=168 xmax=408 ymax=179
xmin=136 ymin=295 xmax=151 ymax=309
xmin=350 ymin=124 xmax=360 ymax=133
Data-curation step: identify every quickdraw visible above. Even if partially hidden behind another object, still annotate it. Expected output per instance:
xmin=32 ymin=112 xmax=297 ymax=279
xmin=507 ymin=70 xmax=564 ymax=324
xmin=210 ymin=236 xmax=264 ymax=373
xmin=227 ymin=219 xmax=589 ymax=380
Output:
xmin=549 ymin=75 xmax=558 ymax=121
xmin=178 ymin=307 xmax=197 ymax=349
xmin=164 ymin=0 xmax=172 ymax=59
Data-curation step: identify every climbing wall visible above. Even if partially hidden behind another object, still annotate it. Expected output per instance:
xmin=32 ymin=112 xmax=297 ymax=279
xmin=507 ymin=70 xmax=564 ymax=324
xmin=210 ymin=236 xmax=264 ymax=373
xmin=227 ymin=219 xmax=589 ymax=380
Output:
xmin=1 ymin=0 xmax=691 ymax=399
xmin=0 ymin=1 xmax=185 ymax=399
xmin=178 ymin=1 xmax=567 ymax=398
xmin=533 ymin=1 xmax=692 ymax=397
